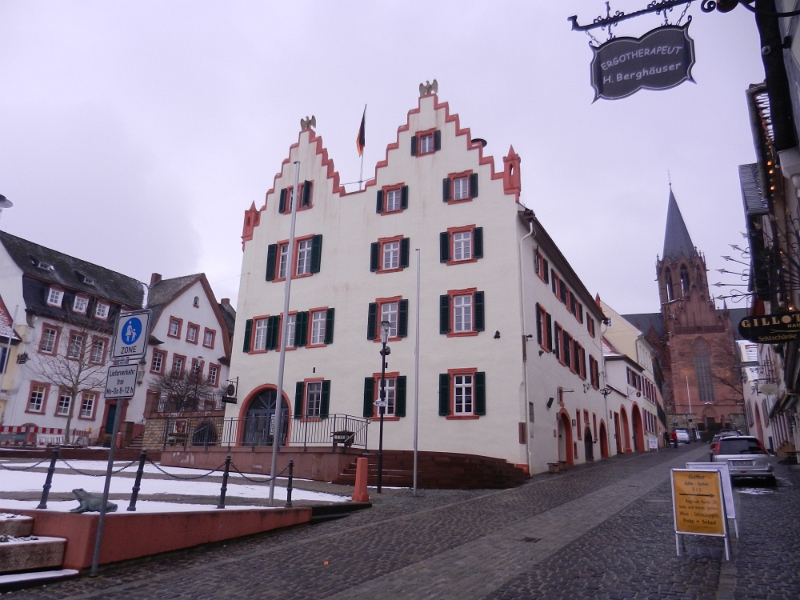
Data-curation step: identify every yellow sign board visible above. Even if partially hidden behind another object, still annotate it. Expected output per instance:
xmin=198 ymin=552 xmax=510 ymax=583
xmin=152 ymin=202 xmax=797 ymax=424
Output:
xmin=671 ymin=469 xmax=726 ymax=536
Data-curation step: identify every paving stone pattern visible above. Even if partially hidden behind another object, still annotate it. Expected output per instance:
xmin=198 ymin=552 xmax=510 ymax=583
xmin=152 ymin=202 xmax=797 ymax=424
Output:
xmin=8 ymin=444 xmax=799 ymax=599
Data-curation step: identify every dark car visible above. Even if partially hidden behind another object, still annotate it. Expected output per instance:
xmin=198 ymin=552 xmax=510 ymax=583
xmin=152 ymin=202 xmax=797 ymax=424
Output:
xmin=711 ymin=435 xmax=775 ymax=485
xmin=708 ymin=430 xmax=741 ymax=458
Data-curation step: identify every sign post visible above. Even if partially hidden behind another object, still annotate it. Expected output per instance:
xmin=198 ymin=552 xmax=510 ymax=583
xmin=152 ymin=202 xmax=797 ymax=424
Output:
xmin=671 ymin=469 xmax=730 ymax=560
xmin=90 ymin=310 xmax=150 ymax=577
xmin=686 ymin=462 xmax=738 ymax=538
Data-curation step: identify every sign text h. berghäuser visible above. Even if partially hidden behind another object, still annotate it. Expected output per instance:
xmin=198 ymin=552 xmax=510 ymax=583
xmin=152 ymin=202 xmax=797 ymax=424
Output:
xmin=591 ymin=23 xmax=695 ymax=101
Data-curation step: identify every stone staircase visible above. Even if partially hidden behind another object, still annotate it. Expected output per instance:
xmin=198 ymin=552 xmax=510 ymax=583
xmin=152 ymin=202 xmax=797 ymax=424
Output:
xmin=0 ymin=513 xmax=78 ymax=591
xmin=334 ymin=450 xmax=530 ymax=489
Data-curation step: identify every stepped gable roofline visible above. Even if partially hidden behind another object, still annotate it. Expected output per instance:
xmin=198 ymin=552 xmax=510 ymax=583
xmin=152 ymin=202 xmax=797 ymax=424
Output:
xmin=620 ymin=312 xmax=665 ymax=339
xmin=146 ymin=273 xmax=233 ymax=359
xmin=0 ymin=230 xmax=144 ymax=308
xmin=0 ymin=294 xmax=21 ymax=342
xmin=661 ymin=188 xmax=697 ymax=263
xmin=519 ymin=208 xmax=606 ymax=323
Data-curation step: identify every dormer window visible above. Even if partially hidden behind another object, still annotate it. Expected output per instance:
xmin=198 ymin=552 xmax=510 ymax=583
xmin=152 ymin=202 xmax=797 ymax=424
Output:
xmin=47 ymin=288 xmax=64 ymax=307
xmin=73 ymin=296 xmax=89 ymax=314
xmin=36 ymin=260 xmax=54 ymax=271
xmin=94 ymin=302 xmax=109 ymax=320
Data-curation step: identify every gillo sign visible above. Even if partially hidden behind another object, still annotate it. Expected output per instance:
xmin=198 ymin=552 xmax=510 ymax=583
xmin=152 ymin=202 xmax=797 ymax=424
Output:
xmin=738 ymin=312 xmax=800 ymax=344
xmin=590 ymin=23 xmax=695 ymax=101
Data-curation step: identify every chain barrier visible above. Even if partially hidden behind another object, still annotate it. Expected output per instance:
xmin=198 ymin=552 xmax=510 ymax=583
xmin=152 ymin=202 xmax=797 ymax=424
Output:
xmin=146 ymin=458 xmax=226 ymax=480
xmin=58 ymin=458 xmax=138 ymax=477
xmin=0 ymin=458 xmax=49 ymax=471
xmin=230 ymin=461 xmax=289 ymax=484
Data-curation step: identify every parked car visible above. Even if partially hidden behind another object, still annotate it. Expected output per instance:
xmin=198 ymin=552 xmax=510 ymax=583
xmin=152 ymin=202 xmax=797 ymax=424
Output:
xmin=708 ymin=431 xmax=741 ymax=458
xmin=711 ymin=435 xmax=776 ymax=485
xmin=674 ymin=429 xmax=690 ymax=444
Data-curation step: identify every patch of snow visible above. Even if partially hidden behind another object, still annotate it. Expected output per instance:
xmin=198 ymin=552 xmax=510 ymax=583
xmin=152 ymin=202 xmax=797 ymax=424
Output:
xmin=0 ymin=499 xmax=277 ymax=513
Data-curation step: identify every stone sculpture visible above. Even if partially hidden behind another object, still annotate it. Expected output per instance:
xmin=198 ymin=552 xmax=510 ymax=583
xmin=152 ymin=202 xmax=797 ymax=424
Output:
xmin=69 ymin=489 xmax=118 ymax=513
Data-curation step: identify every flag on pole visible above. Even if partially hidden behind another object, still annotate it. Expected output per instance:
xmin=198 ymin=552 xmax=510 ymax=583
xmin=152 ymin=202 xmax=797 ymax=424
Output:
xmin=356 ymin=108 xmax=366 ymax=156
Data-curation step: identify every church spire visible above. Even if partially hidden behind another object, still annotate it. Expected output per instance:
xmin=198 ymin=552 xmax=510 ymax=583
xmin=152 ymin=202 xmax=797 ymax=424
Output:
xmin=662 ymin=188 xmax=695 ymax=261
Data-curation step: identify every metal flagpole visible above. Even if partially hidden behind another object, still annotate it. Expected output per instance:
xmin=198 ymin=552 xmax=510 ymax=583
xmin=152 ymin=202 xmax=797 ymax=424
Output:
xmin=269 ymin=160 xmax=300 ymax=505
xmin=413 ymin=249 xmax=420 ymax=495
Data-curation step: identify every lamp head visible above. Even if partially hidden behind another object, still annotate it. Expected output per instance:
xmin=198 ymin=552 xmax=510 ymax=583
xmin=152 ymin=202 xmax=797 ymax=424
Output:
xmin=379 ymin=320 xmax=392 ymax=344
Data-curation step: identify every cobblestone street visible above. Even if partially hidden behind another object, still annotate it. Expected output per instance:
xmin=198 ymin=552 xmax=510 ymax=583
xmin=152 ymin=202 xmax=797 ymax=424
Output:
xmin=8 ymin=443 xmax=800 ymax=599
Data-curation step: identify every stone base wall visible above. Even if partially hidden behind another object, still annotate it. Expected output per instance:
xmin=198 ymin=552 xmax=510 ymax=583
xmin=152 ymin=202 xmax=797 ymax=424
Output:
xmin=142 ymin=415 xmax=225 ymax=451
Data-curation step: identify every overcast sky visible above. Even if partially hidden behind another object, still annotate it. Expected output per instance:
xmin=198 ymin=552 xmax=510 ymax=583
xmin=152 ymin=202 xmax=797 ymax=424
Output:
xmin=0 ymin=1 xmax=765 ymax=315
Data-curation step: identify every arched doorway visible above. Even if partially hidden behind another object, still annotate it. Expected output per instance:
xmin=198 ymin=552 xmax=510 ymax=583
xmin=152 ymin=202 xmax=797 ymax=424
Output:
xmin=584 ymin=427 xmax=594 ymax=461
xmin=192 ymin=421 xmax=217 ymax=446
xmin=599 ymin=421 xmax=609 ymax=459
xmin=620 ymin=407 xmax=631 ymax=452
xmin=557 ymin=411 xmax=573 ymax=466
xmin=241 ymin=388 xmax=290 ymax=446
xmin=631 ymin=405 xmax=645 ymax=452
xmin=614 ymin=413 xmax=621 ymax=454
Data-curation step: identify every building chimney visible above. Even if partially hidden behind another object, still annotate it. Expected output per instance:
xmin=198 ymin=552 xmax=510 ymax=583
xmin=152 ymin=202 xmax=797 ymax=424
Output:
xmin=221 ymin=298 xmax=230 ymax=307
xmin=150 ymin=273 xmax=162 ymax=286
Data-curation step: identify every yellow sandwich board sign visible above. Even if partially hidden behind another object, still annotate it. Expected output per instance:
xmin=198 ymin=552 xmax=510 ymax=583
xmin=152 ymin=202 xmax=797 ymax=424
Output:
xmin=671 ymin=469 xmax=730 ymax=560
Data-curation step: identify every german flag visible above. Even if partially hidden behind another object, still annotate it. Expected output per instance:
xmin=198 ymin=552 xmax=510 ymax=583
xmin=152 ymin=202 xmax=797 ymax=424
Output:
xmin=356 ymin=108 xmax=366 ymax=156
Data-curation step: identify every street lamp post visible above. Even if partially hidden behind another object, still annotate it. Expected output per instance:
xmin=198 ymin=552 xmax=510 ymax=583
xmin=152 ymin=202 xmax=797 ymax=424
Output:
xmin=377 ymin=320 xmax=392 ymax=494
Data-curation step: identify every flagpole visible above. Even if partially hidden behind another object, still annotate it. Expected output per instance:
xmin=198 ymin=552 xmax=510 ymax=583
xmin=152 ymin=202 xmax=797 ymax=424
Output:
xmin=359 ymin=104 xmax=366 ymax=190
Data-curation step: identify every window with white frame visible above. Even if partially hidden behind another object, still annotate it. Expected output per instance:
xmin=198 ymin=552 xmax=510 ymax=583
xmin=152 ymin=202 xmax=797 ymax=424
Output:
xmin=453 ymin=295 xmax=473 ymax=333
xmin=278 ymin=244 xmax=289 ymax=279
xmin=382 ymin=241 xmax=400 ymax=270
xmin=187 ymin=324 xmax=198 ymax=343
xmin=386 ymin=188 xmax=402 ymax=212
xmin=172 ymin=355 xmax=184 ymax=375
xmin=94 ymin=302 xmax=109 ymax=319
xmin=454 ymin=374 xmax=473 ymax=415
xmin=297 ymin=239 xmax=312 ymax=275
xmin=419 ymin=134 xmax=433 ymax=154
xmin=284 ymin=314 xmax=296 ymax=348
xmin=67 ymin=333 xmax=84 ymax=359
xmin=29 ymin=385 xmax=46 ymax=412
xmin=203 ymin=329 xmax=214 ymax=348
xmin=73 ymin=296 xmax=89 ymax=313
xmin=453 ymin=231 xmax=472 ymax=261
xmin=168 ymin=318 xmax=180 ymax=337
xmin=80 ymin=393 xmax=96 ymax=418
xmin=152 ymin=350 xmax=164 ymax=373
xmin=306 ymin=381 xmax=322 ymax=417
xmin=40 ymin=327 xmax=58 ymax=354
xmin=209 ymin=365 xmax=219 ymax=386
xmin=47 ymin=288 xmax=63 ymax=307
xmin=380 ymin=302 xmax=398 ymax=338
xmin=310 ymin=311 xmax=326 ymax=345
xmin=253 ymin=318 xmax=268 ymax=351
xmin=57 ymin=392 xmax=71 ymax=416
xmin=382 ymin=377 xmax=396 ymax=416
xmin=90 ymin=339 xmax=105 ymax=364
xmin=453 ymin=176 xmax=469 ymax=200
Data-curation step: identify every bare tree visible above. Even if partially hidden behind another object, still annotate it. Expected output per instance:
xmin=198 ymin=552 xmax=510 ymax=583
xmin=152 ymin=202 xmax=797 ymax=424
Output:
xmin=33 ymin=321 xmax=108 ymax=444
xmin=149 ymin=367 xmax=218 ymax=413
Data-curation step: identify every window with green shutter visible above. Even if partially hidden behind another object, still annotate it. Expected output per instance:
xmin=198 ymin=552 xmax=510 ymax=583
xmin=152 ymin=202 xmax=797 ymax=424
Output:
xmin=301 ymin=180 xmax=313 ymax=207
xmin=294 ymin=311 xmax=309 ymax=347
xmin=266 ymin=244 xmax=277 ymax=281
xmin=395 ymin=376 xmax=407 ymax=418
xmin=320 ymin=380 xmax=331 ymax=418
xmin=324 ymin=308 xmax=335 ymax=344
xmin=363 ymin=377 xmax=375 ymax=418
xmin=242 ymin=319 xmax=253 ymax=352
xmin=475 ymin=372 xmax=486 ymax=416
xmin=310 ymin=234 xmax=323 ymax=273
xmin=294 ymin=382 xmax=304 ymax=418
xmin=438 ymin=374 xmax=450 ymax=416
xmin=367 ymin=303 xmax=377 ymax=340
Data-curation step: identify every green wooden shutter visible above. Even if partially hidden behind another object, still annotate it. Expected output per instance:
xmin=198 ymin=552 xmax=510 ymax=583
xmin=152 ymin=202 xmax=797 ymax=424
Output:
xmin=302 ymin=180 xmax=312 ymax=207
xmin=268 ymin=315 xmax=281 ymax=350
xmin=439 ymin=232 xmax=450 ymax=262
xmin=310 ymin=234 xmax=323 ymax=273
xmin=439 ymin=295 xmax=450 ymax=334
xmin=469 ymin=173 xmax=479 ymax=198
xmin=535 ymin=305 xmax=543 ymax=345
xmin=395 ymin=376 xmax=407 ymax=417
xmin=551 ymin=274 xmax=557 ymax=294
xmin=367 ymin=303 xmax=377 ymax=340
xmin=295 ymin=311 xmax=309 ymax=347
xmin=401 ymin=185 xmax=408 ymax=209
xmin=442 ymin=178 xmax=450 ymax=202
xmin=410 ymin=136 xmax=417 ymax=156
xmin=294 ymin=382 xmax=304 ymax=418
xmin=279 ymin=189 xmax=287 ymax=213
xmin=438 ymin=374 xmax=450 ymax=416
xmin=242 ymin=319 xmax=253 ymax=352
xmin=266 ymin=244 xmax=277 ymax=281
xmin=475 ymin=372 xmax=486 ymax=416
xmin=546 ymin=314 xmax=553 ymax=351
xmin=398 ymin=300 xmax=409 ymax=338
xmin=376 ymin=190 xmax=384 ymax=213
xmin=324 ymin=308 xmax=335 ymax=344
xmin=363 ymin=378 xmax=375 ymax=418
xmin=400 ymin=238 xmax=410 ymax=268
xmin=474 ymin=291 xmax=485 ymax=332
xmin=370 ymin=242 xmax=380 ymax=272
xmin=433 ymin=130 xmax=441 ymax=151
xmin=320 ymin=380 xmax=330 ymax=418
xmin=473 ymin=227 xmax=483 ymax=259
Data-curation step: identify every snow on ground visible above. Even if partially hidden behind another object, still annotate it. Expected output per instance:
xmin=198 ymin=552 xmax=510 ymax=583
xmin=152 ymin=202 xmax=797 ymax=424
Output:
xmin=0 ymin=469 xmax=348 ymax=503
xmin=0 ymin=499 xmax=272 ymax=513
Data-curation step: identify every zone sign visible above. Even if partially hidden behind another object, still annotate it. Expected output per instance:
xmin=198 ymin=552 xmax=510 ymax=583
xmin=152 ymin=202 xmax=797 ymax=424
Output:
xmin=111 ymin=310 xmax=151 ymax=361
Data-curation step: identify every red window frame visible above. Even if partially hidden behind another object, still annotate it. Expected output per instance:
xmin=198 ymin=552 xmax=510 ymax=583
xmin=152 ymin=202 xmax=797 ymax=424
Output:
xmin=446 ymin=170 xmax=474 ymax=205
xmin=167 ymin=317 xmax=183 ymax=339
xmin=307 ymin=306 xmax=330 ymax=348
xmin=415 ymin=128 xmax=437 ymax=157
xmin=370 ymin=372 xmax=400 ymax=421
xmin=446 ymin=367 xmax=480 ymax=420
xmin=26 ymin=381 xmax=51 ymax=415
xmin=171 ymin=353 xmax=187 ymax=377
xmin=54 ymin=388 xmax=73 ymax=418
xmin=66 ymin=330 xmax=86 ymax=360
xmin=576 ymin=409 xmax=582 ymax=440
xmin=250 ymin=314 xmax=271 ymax=354
xmin=274 ymin=235 xmax=315 ymax=282
xmin=151 ymin=349 xmax=167 ymax=374
xmin=78 ymin=391 xmax=99 ymax=421
xmin=446 ymin=225 xmax=478 ymax=266
xmin=555 ymin=323 xmax=564 ymax=364
xmin=89 ymin=335 xmax=109 ymax=366
xmin=208 ymin=363 xmax=221 ymax=387
xmin=536 ymin=304 xmax=549 ymax=352
xmin=280 ymin=182 xmax=312 ymax=214
xmin=186 ymin=322 xmax=200 ymax=345
xmin=373 ymin=296 xmax=403 ymax=343
xmin=94 ymin=302 xmax=110 ymax=320
xmin=380 ymin=183 xmax=406 ymax=215
xmin=587 ymin=317 xmax=595 ymax=338
xmin=376 ymin=236 xmax=405 ymax=274
xmin=302 ymin=377 xmax=326 ymax=421
xmin=203 ymin=328 xmax=216 ymax=349
xmin=447 ymin=288 xmax=479 ymax=338
xmin=38 ymin=323 xmax=62 ymax=355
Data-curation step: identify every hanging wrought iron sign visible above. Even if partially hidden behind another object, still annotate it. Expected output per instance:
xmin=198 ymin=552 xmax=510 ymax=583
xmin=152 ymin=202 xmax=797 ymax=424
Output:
xmin=590 ymin=23 xmax=695 ymax=101
xmin=738 ymin=312 xmax=800 ymax=344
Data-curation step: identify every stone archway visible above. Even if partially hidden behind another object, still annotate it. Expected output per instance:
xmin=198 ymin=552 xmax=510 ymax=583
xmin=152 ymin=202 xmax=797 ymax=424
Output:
xmin=239 ymin=386 xmax=290 ymax=446
xmin=631 ymin=404 xmax=645 ymax=452
xmin=557 ymin=410 xmax=574 ymax=466
xmin=599 ymin=421 xmax=609 ymax=459
xmin=620 ymin=406 xmax=631 ymax=452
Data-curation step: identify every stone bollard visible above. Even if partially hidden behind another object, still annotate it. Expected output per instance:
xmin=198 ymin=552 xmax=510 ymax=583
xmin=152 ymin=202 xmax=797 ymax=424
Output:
xmin=351 ymin=456 xmax=370 ymax=503
xmin=285 ymin=460 xmax=294 ymax=508
xmin=217 ymin=456 xmax=231 ymax=509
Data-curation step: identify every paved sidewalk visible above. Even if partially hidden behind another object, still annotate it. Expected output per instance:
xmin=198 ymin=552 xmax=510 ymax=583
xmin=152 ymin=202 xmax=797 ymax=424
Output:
xmin=10 ymin=444 xmax=800 ymax=599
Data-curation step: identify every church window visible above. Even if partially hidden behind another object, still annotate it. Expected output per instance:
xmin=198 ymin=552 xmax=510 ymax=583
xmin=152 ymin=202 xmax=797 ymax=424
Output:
xmin=693 ymin=339 xmax=715 ymax=404
xmin=680 ymin=265 xmax=690 ymax=296
xmin=665 ymin=269 xmax=674 ymax=301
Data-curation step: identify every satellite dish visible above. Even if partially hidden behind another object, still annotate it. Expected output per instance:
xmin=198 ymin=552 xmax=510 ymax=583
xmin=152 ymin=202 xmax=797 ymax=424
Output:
xmin=0 ymin=195 xmax=12 ymax=209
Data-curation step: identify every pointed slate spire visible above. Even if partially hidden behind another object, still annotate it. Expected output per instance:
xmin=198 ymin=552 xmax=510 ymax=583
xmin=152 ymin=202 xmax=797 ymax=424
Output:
xmin=662 ymin=188 xmax=695 ymax=261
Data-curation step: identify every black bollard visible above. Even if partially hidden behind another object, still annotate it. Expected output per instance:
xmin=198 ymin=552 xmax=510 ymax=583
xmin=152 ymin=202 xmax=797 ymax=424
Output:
xmin=37 ymin=447 xmax=60 ymax=509
xmin=217 ymin=455 xmax=231 ymax=509
xmin=285 ymin=460 xmax=294 ymax=508
xmin=127 ymin=450 xmax=148 ymax=512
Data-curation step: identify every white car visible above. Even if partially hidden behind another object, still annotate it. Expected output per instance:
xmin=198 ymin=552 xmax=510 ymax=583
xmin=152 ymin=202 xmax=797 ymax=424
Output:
xmin=675 ymin=429 xmax=690 ymax=444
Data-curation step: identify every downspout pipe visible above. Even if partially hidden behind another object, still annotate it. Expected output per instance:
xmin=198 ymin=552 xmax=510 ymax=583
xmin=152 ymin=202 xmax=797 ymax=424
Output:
xmin=518 ymin=215 xmax=535 ymax=471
